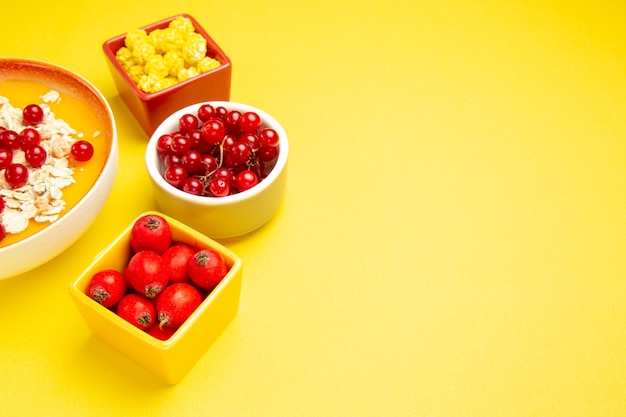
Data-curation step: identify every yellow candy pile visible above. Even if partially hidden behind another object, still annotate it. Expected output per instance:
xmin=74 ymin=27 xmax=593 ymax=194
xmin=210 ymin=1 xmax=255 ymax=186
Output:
xmin=115 ymin=17 xmax=221 ymax=94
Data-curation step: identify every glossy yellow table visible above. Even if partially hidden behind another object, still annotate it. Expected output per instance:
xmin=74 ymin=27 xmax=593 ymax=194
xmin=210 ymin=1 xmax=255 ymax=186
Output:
xmin=1 ymin=1 xmax=625 ymax=415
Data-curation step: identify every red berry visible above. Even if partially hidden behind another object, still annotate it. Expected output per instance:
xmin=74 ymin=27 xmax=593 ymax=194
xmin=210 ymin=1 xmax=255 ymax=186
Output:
xmin=235 ymin=169 xmax=259 ymax=192
xmin=197 ymin=104 xmax=216 ymax=122
xmin=146 ymin=323 xmax=177 ymax=340
xmin=181 ymin=149 xmax=202 ymax=174
xmin=24 ymin=145 xmax=47 ymax=168
xmin=224 ymin=110 xmax=242 ymax=134
xmin=130 ymin=214 xmax=172 ymax=254
xmin=239 ymin=132 xmax=261 ymax=151
xmin=22 ymin=104 xmax=44 ymax=126
xmin=156 ymin=283 xmax=202 ymax=329
xmin=200 ymin=118 xmax=225 ymax=144
xmin=0 ymin=148 xmax=12 ymax=170
xmin=258 ymin=144 xmax=278 ymax=162
xmin=163 ymin=153 xmax=182 ymax=169
xmin=71 ymin=140 xmax=94 ymax=161
xmin=178 ymin=113 xmax=199 ymax=134
xmin=187 ymin=130 xmax=211 ymax=153
xmin=215 ymin=106 xmax=228 ymax=120
xmin=239 ymin=111 xmax=262 ymax=133
xmin=259 ymin=128 xmax=280 ymax=147
xmin=124 ymin=250 xmax=169 ymax=298
xmin=162 ymin=244 xmax=195 ymax=284
xmin=170 ymin=134 xmax=192 ymax=156
xmin=19 ymin=128 xmax=41 ymax=148
xmin=187 ymin=249 xmax=229 ymax=290
xmin=86 ymin=269 xmax=127 ymax=308
xmin=223 ymin=142 xmax=252 ymax=168
xmin=0 ymin=130 xmax=21 ymax=150
xmin=156 ymin=134 xmax=173 ymax=155
xmin=5 ymin=163 xmax=29 ymax=188
xmin=164 ymin=165 xmax=188 ymax=188
xmin=222 ymin=134 xmax=237 ymax=151
xmin=208 ymin=176 xmax=230 ymax=197
xmin=117 ymin=293 xmax=156 ymax=330
xmin=198 ymin=154 xmax=217 ymax=175
xmin=182 ymin=177 xmax=204 ymax=195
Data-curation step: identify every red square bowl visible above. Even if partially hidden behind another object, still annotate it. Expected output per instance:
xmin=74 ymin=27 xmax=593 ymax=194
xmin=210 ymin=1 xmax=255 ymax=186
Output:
xmin=103 ymin=14 xmax=232 ymax=136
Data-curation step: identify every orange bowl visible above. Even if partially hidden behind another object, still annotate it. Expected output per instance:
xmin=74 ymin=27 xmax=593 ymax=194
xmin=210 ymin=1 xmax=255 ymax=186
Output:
xmin=103 ymin=14 xmax=232 ymax=137
xmin=0 ymin=57 xmax=118 ymax=279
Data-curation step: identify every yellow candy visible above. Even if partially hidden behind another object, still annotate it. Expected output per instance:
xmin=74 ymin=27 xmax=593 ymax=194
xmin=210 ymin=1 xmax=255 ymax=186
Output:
xmin=162 ymin=77 xmax=179 ymax=89
xmin=169 ymin=16 xmax=195 ymax=35
xmin=115 ymin=47 xmax=135 ymax=70
xmin=177 ymin=67 xmax=200 ymax=82
xmin=144 ymin=54 xmax=168 ymax=79
xmin=181 ymin=32 xmax=207 ymax=65
xmin=138 ymin=73 xmax=166 ymax=94
xmin=124 ymin=29 xmax=148 ymax=49
xmin=197 ymin=56 xmax=220 ymax=73
xmin=163 ymin=51 xmax=185 ymax=77
xmin=115 ymin=17 xmax=220 ymax=94
xmin=126 ymin=64 xmax=145 ymax=84
xmin=131 ymin=42 xmax=156 ymax=66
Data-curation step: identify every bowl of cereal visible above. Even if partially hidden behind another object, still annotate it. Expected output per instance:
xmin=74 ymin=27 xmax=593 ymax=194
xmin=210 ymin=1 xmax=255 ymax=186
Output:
xmin=145 ymin=101 xmax=288 ymax=239
xmin=0 ymin=57 xmax=118 ymax=280
xmin=103 ymin=14 xmax=232 ymax=137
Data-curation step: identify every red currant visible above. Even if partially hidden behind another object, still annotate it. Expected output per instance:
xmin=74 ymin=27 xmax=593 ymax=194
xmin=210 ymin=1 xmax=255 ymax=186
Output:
xmin=5 ymin=163 xmax=29 ymax=188
xmin=24 ymin=145 xmax=47 ymax=168
xmin=156 ymin=134 xmax=173 ymax=155
xmin=224 ymin=110 xmax=242 ymax=134
xmin=0 ymin=130 xmax=21 ymax=150
xmin=22 ymin=104 xmax=44 ymax=126
xmin=197 ymin=104 xmax=216 ymax=122
xmin=258 ymin=144 xmax=279 ymax=162
xmin=164 ymin=165 xmax=188 ymax=188
xmin=182 ymin=177 xmax=204 ymax=195
xmin=259 ymin=128 xmax=280 ymax=147
xmin=224 ymin=142 xmax=252 ymax=167
xmin=170 ymin=134 xmax=192 ymax=156
xmin=156 ymin=105 xmax=279 ymax=198
xmin=19 ymin=128 xmax=41 ymax=148
xmin=235 ymin=170 xmax=259 ymax=192
xmin=71 ymin=140 xmax=94 ymax=162
xmin=0 ymin=148 xmax=12 ymax=170
xmin=182 ymin=149 xmax=202 ymax=174
xmin=240 ymin=132 xmax=261 ymax=151
xmin=222 ymin=134 xmax=237 ymax=151
xmin=0 ymin=196 xmax=5 ymax=213
xmin=239 ymin=111 xmax=262 ymax=133
xmin=199 ymin=154 xmax=217 ymax=175
xmin=215 ymin=106 xmax=228 ymax=120
xmin=200 ymin=119 xmax=225 ymax=144
xmin=179 ymin=113 xmax=199 ymax=134
xmin=163 ymin=153 xmax=182 ymax=169
xmin=208 ymin=176 xmax=230 ymax=197
xmin=213 ymin=167 xmax=235 ymax=185
xmin=187 ymin=130 xmax=211 ymax=153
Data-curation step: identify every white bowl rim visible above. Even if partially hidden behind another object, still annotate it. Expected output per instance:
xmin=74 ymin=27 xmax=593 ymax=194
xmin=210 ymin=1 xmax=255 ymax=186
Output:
xmin=0 ymin=58 xmax=118 ymax=255
xmin=145 ymin=101 xmax=289 ymax=206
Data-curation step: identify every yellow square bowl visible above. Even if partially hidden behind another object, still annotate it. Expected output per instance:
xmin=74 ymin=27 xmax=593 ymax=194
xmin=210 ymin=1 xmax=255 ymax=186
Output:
xmin=68 ymin=211 xmax=243 ymax=384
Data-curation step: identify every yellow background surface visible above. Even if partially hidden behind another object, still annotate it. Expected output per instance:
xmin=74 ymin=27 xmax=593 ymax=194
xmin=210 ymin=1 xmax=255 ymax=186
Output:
xmin=1 ymin=0 xmax=625 ymax=415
